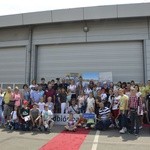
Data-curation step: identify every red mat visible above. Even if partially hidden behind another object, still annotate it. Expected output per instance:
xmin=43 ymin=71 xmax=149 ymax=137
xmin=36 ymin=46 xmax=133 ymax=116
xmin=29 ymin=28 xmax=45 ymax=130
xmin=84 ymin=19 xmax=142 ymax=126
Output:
xmin=143 ymin=124 xmax=150 ymax=128
xmin=39 ymin=128 xmax=90 ymax=150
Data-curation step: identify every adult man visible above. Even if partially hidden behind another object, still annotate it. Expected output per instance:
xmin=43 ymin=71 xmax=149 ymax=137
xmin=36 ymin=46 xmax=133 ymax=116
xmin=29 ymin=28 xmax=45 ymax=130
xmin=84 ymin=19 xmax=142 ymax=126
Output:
xmin=30 ymin=85 xmax=43 ymax=104
xmin=95 ymin=102 xmax=111 ymax=131
xmin=44 ymin=83 xmax=56 ymax=103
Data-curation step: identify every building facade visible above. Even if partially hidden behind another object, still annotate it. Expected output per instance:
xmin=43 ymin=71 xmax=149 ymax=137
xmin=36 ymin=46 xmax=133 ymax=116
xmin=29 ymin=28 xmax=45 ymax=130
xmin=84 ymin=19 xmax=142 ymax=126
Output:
xmin=0 ymin=3 xmax=150 ymax=88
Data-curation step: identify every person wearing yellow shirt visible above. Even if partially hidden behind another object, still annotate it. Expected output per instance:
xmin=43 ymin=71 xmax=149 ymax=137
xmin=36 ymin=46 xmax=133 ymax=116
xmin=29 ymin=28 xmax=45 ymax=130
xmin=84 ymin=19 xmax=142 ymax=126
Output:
xmin=3 ymin=86 xmax=13 ymax=124
xmin=118 ymin=88 xmax=129 ymax=134
xmin=145 ymin=80 xmax=150 ymax=96
xmin=139 ymin=83 xmax=146 ymax=98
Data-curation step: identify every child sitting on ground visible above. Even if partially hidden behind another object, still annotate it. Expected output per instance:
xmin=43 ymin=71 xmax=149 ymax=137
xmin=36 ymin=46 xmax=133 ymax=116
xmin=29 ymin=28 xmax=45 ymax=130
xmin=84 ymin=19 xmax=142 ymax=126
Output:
xmin=76 ymin=113 xmax=87 ymax=127
xmin=85 ymin=107 xmax=95 ymax=129
xmin=42 ymin=104 xmax=54 ymax=132
xmin=8 ymin=106 xmax=19 ymax=130
xmin=65 ymin=113 xmax=77 ymax=131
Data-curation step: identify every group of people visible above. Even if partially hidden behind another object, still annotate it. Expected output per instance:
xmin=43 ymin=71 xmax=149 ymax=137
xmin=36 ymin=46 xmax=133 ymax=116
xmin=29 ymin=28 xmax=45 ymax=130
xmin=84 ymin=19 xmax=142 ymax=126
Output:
xmin=0 ymin=77 xmax=150 ymax=135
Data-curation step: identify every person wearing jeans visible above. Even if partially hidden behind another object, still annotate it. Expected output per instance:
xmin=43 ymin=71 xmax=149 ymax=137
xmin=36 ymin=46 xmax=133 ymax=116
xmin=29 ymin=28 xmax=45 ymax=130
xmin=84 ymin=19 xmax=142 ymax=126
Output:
xmin=118 ymin=88 xmax=129 ymax=134
xmin=128 ymin=87 xmax=142 ymax=135
xmin=95 ymin=102 xmax=112 ymax=131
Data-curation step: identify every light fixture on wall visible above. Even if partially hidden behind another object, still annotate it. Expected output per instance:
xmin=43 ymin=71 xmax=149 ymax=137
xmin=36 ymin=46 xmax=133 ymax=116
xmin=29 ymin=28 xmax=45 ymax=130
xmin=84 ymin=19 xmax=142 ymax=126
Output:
xmin=83 ymin=26 xmax=89 ymax=32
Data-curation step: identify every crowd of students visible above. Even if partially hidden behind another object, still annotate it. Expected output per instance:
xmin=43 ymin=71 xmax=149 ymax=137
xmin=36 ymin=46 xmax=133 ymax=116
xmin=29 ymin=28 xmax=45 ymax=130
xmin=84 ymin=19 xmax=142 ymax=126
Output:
xmin=0 ymin=77 xmax=150 ymax=135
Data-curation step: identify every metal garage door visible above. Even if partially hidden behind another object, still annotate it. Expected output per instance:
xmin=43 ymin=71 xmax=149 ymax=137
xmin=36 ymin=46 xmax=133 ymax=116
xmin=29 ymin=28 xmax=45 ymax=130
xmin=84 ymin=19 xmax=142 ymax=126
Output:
xmin=0 ymin=47 xmax=27 ymax=84
xmin=37 ymin=41 xmax=143 ymax=82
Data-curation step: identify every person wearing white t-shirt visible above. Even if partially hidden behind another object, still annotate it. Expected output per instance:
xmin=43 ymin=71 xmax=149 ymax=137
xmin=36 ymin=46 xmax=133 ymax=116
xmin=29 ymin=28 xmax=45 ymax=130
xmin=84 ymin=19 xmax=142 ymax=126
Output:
xmin=86 ymin=92 xmax=95 ymax=113
xmin=38 ymin=97 xmax=45 ymax=113
xmin=42 ymin=104 xmax=54 ymax=132
xmin=101 ymin=89 xmax=107 ymax=102
xmin=9 ymin=106 xmax=19 ymax=130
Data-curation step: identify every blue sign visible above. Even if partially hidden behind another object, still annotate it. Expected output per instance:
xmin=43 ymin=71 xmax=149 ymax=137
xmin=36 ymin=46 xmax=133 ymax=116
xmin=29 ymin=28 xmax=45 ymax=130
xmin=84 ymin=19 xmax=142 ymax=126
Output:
xmin=82 ymin=72 xmax=99 ymax=81
xmin=83 ymin=113 xmax=95 ymax=119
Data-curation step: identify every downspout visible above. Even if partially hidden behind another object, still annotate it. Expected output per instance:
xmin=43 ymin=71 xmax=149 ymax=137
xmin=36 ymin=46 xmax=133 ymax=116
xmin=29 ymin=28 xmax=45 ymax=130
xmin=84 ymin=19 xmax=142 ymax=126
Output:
xmin=28 ymin=26 xmax=33 ymax=85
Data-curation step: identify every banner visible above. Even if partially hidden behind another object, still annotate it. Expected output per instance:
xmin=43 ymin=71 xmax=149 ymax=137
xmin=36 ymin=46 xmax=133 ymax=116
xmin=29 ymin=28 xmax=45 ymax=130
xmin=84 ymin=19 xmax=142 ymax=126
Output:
xmin=99 ymin=72 xmax=113 ymax=82
xmin=82 ymin=72 xmax=99 ymax=81
xmin=53 ymin=113 xmax=80 ymax=125
xmin=83 ymin=113 xmax=95 ymax=119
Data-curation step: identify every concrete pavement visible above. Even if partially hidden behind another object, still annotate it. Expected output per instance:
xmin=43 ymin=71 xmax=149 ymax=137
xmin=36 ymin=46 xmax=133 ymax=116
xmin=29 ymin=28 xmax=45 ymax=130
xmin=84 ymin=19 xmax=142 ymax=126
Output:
xmin=0 ymin=126 xmax=149 ymax=150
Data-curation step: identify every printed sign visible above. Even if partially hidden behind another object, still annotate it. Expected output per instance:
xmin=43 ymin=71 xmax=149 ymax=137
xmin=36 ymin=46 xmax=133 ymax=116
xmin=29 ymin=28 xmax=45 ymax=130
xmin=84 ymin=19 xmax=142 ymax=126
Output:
xmin=82 ymin=72 xmax=99 ymax=81
xmin=83 ymin=113 xmax=95 ymax=119
xmin=99 ymin=72 xmax=113 ymax=82
xmin=53 ymin=113 xmax=80 ymax=125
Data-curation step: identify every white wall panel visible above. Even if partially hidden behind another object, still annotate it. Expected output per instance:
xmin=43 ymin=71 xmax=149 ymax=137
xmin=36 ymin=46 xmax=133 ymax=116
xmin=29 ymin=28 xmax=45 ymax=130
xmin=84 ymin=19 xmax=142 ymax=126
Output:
xmin=0 ymin=47 xmax=26 ymax=83
xmin=37 ymin=41 xmax=143 ymax=83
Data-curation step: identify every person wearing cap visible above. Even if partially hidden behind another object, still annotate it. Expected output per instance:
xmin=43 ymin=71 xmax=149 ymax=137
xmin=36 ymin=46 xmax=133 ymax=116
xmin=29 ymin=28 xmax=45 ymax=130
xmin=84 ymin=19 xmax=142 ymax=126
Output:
xmin=3 ymin=86 xmax=14 ymax=125
xmin=42 ymin=104 xmax=54 ymax=132
xmin=30 ymin=103 xmax=42 ymax=131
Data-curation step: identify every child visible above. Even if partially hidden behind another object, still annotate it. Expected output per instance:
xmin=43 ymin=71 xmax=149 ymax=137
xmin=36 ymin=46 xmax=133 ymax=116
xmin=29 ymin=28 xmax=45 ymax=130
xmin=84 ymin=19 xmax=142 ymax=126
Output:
xmin=46 ymin=97 xmax=54 ymax=113
xmin=30 ymin=103 xmax=42 ymax=131
xmin=8 ymin=106 xmax=19 ymax=130
xmin=85 ymin=107 xmax=95 ymax=129
xmin=76 ymin=113 xmax=87 ymax=127
xmin=20 ymin=100 xmax=30 ymax=131
xmin=86 ymin=92 xmax=95 ymax=113
xmin=38 ymin=97 xmax=45 ymax=113
xmin=65 ymin=113 xmax=77 ymax=131
xmin=42 ymin=104 xmax=54 ymax=132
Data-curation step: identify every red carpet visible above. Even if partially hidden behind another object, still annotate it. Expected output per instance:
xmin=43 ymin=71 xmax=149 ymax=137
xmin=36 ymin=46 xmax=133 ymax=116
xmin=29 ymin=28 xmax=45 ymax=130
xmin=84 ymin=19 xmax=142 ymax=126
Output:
xmin=143 ymin=124 xmax=150 ymax=128
xmin=39 ymin=128 xmax=90 ymax=150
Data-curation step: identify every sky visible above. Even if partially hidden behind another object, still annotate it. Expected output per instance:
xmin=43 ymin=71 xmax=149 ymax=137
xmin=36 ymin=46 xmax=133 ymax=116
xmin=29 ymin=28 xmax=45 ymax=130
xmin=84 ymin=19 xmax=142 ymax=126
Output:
xmin=0 ymin=0 xmax=150 ymax=16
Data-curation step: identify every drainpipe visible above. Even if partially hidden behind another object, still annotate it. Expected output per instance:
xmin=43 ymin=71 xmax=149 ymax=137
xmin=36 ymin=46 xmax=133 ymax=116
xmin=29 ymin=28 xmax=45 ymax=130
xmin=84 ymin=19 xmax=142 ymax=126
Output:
xmin=28 ymin=26 xmax=33 ymax=85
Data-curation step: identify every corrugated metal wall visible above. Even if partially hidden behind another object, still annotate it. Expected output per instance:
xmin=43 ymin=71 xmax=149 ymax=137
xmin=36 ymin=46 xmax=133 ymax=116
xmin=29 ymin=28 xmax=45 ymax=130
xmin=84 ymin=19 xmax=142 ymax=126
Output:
xmin=0 ymin=17 xmax=150 ymax=83
xmin=37 ymin=41 xmax=143 ymax=82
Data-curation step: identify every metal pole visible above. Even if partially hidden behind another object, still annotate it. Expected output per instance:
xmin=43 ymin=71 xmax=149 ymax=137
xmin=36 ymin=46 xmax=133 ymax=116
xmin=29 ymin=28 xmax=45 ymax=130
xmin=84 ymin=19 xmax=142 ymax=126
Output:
xmin=28 ymin=26 xmax=33 ymax=85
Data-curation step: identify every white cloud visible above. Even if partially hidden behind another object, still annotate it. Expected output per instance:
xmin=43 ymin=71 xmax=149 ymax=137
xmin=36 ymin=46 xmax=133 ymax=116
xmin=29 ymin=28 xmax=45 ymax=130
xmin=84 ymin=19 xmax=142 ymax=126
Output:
xmin=0 ymin=0 xmax=150 ymax=16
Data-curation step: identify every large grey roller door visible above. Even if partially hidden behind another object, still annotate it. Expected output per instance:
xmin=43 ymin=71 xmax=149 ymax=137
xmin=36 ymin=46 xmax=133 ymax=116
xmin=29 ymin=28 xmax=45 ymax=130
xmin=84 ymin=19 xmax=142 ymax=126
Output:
xmin=37 ymin=41 xmax=143 ymax=82
xmin=0 ymin=47 xmax=26 ymax=83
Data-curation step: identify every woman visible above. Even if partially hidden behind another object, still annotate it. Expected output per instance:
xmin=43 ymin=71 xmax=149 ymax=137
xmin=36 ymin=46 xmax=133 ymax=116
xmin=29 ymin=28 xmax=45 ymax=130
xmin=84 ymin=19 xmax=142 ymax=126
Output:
xmin=12 ymin=86 xmax=22 ymax=107
xmin=128 ymin=87 xmax=142 ymax=135
xmin=110 ymin=89 xmax=120 ymax=127
xmin=29 ymin=79 xmax=37 ymax=94
xmin=68 ymin=79 xmax=77 ymax=99
xmin=60 ymin=88 xmax=67 ymax=114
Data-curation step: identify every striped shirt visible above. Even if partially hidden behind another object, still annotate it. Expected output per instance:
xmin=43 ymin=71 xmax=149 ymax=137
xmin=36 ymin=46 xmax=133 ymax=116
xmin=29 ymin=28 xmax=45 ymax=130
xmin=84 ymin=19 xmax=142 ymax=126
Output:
xmin=99 ymin=107 xmax=110 ymax=120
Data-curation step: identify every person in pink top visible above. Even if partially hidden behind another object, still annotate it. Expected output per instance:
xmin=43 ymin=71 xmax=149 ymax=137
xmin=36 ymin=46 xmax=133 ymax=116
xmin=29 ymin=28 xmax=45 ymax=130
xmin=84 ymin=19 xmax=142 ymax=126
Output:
xmin=12 ymin=86 xmax=22 ymax=107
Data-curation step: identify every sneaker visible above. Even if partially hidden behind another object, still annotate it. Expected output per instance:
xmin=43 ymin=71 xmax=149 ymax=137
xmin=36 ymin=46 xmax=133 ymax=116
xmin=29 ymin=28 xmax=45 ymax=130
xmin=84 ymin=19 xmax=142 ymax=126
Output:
xmin=109 ymin=124 xmax=115 ymax=128
xmin=115 ymin=119 xmax=120 ymax=128
xmin=134 ymin=133 xmax=139 ymax=136
xmin=119 ymin=127 xmax=127 ymax=134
